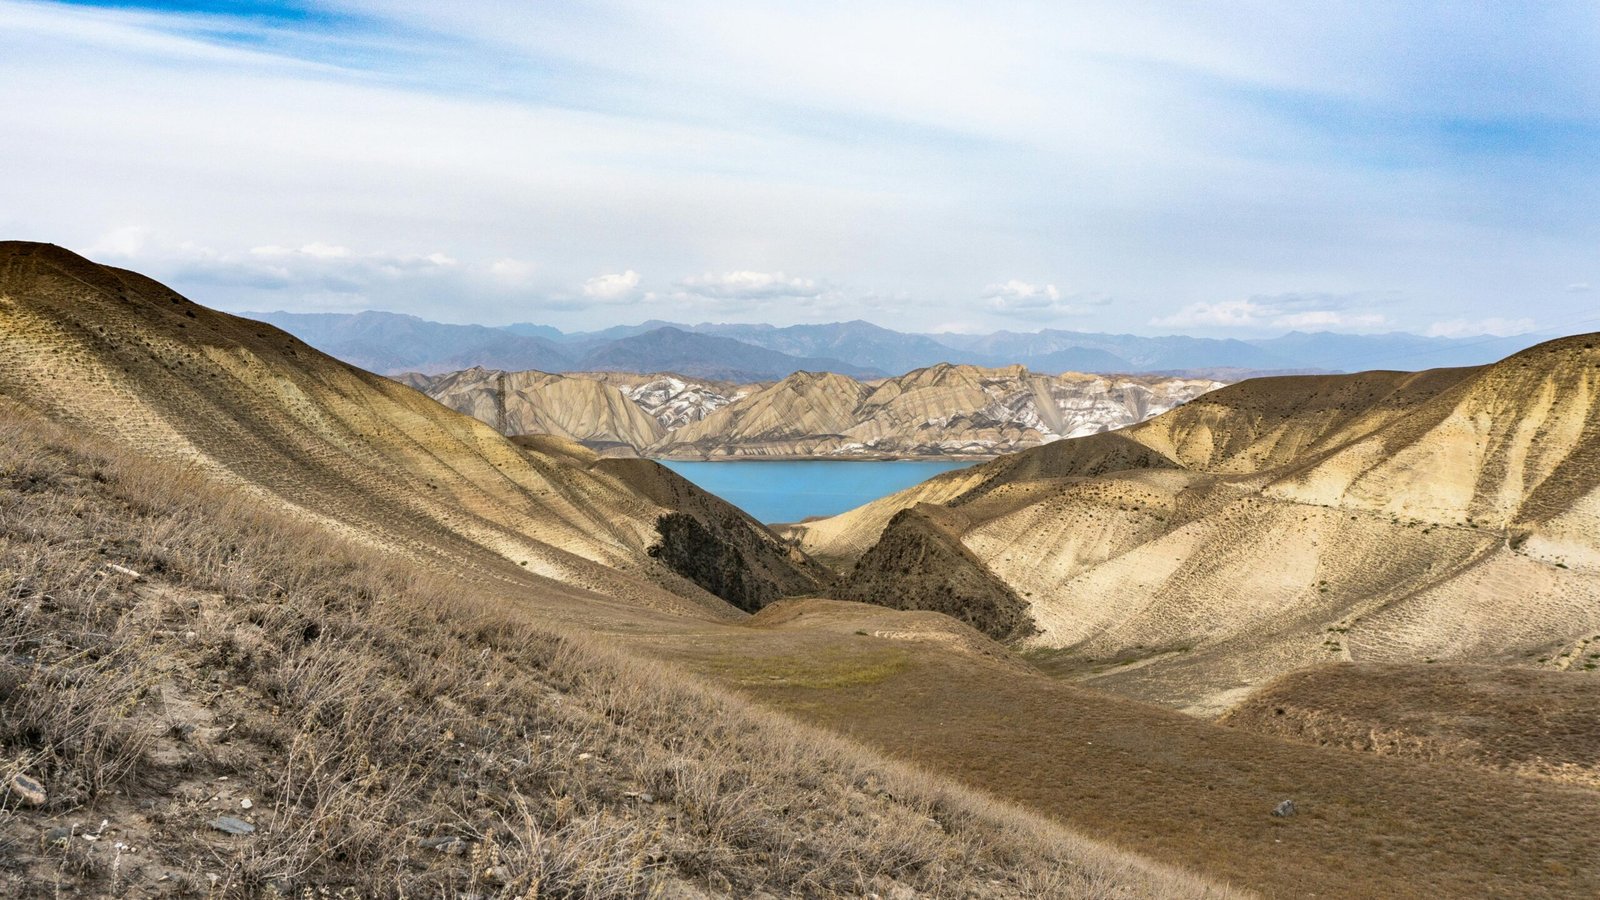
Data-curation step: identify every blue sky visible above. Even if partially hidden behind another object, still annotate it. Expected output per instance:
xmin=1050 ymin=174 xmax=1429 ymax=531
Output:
xmin=2 ymin=0 xmax=1597 ymax=336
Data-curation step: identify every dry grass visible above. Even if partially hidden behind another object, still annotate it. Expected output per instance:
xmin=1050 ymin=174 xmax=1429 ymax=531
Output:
xmin=0 ymin=409 xmax=1218 ymax=898
xmin=1221 ymin=662 xmax=1600 ymax=788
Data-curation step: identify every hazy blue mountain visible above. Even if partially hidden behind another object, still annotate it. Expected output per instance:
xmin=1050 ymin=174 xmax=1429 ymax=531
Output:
xmin=1243 ymin=331 xmax=1552 ymax=371
xmin=1026 ymin=346 xmax=1135 ymax=374
xmin=692 ymin=320 xmax=974 ymax=373
xmin=261 ymin=310 xmax=1552 ymax=381
xmin=251 ymin=311 xmax=574 ymax=374
xmin=575 ymin=327 xmax=885 ymax=381
xmin=557 ymin=320 xmax=691 ymax=348
xmin=500 ymin=322 xmax=566 ymax=341
xmin=929 ymin=329 xmax=1290 ymax=371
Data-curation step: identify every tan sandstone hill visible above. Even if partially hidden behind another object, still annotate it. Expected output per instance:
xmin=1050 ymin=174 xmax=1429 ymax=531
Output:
xmin=403 ymin=361 xmax=1222 ymax=458
xmin=11 ymin=243 xmax=1600 ymax=898
xmin=0 ymin=242 xmax=813 ymax=615
xmin=795 ymin=338 xmax=1600 ymax=714
xmin=401 ymin=366 xmax=667 ymax=454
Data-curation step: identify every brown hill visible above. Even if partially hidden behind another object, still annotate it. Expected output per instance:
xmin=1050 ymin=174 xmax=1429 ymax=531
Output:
xmin=1222 ymin=662 xmax=1600 ymax=788
xmin=403 ymin=361 xmax=1223 ymax=458
xmin=11 ymin=243 xmax=1600 ymax=897
xmin=402 ymin=366 xmax=667 ymax=452
xmin=838 ymin=504 xmax=1035 ymax=641
xmin=796 ymin=338 xmax=1600 ymax=714
xmin=0 ymin=242 xmax=810 ymax=615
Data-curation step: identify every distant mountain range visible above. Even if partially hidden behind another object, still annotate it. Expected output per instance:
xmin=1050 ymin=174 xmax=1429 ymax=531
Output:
xmin=253 ymin=311 xmax=1551 ymax=382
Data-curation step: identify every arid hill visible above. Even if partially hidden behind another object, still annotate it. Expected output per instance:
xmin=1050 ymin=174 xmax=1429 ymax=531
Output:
xmin=793 ymin=338 xmax=1600 ymax=714
xmin=9 ymin=243 xmax=1600 ymax=898
xmin=0 ymin=242 xmax=815 ymax=615
xmin=404 ymin=361 xmax=1222 ymax=458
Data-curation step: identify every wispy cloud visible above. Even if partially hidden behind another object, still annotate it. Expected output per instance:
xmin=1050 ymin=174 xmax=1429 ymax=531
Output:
xmin=676 ymin=271 xmax=824 ymax=301
xmin=1425 ymin=317 xmax=1537 ymax=338
xmin=982 ymin=280 xmax=1073 ymax=318
xmin=582 ymin=270 xmax=643 ymax=302
xmin=1152 ymin=293 xmax=1389 ymax=332
xmin=4 ymin=1 xmax=1599 ymax=333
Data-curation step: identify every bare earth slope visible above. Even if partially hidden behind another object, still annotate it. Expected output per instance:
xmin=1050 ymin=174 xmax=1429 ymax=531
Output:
xmin=405 ymin=362 xmax=1222 ymax=459
xmin=1222 ymin=662 xmax=1600 ymax=788
xmin=401 ymin=366 xmax=668 ymax=453
xmin=9 ymin=244 xmax=1600 ymax=896
xmin=0 ymin=242 xmax=812 ymax=616
xmin=799 ymin=340 xmax=1600 ymax=714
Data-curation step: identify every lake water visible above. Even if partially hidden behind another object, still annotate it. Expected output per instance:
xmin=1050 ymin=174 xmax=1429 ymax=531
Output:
xmin=659 ymin=459 xmax=978 ymax=524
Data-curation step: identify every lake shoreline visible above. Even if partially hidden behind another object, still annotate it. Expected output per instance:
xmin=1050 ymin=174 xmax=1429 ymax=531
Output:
xmin=658 ymin=458 xmax=979 ymax=523
xmin=647 ymin=454 xmax=1000 ymax=463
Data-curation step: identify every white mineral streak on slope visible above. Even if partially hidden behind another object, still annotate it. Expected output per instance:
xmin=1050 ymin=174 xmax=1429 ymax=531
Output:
xmin=405 ymin=364 xmax=1224 ymax=459
xmin=616 ymin=376 xmax=747 ymax=430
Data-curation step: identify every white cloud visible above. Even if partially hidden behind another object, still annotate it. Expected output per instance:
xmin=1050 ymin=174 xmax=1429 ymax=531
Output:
xmin=488 ymin=258 xmax=537 ymax=283
xmin=676 ymin=271 xmax=823 ymax=301
xmin=582 ymin=270 xmax=643 ymax=301
xmin=1567 ymin=282 xmax=1591 ymax=293
xmin=1153 ymin=293 xmax=1390 ymax=332
xmin=6 ymin=0 xmax=1600 ymax=333
xmin=982 ymin=280 xmax=1069 ymax=316
xmin=1425 ymin=317 xmax=1537 ymax=338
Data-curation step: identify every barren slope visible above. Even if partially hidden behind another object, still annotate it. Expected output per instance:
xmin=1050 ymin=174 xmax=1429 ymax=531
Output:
xmin=659 ymin=364 xmax=1221 ymax=458
xmin=403 ymin=366 xmax=667 ymax=453
xmin=9 ymin=244 xmax=1600 ymax=897
xmin=803 ymin=340 xmax=1600 ymax=713
xmin=0 ymin=242 xmax=810 ymax=616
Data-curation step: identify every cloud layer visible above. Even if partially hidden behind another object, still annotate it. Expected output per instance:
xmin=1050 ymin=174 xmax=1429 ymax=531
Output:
xmin=1 ymin=1 xmax=1597 ymax=334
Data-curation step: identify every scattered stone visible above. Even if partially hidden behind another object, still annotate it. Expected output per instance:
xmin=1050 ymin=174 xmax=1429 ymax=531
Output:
xmin=420 ymin=835 xmax=471 ymax=855
xmin=104 ymin=563 xmax=143 ymax=580
xmin=576 ymin=752 xmax=593 ymax=761
xmin=240 ymin=798 xmax=253 ymax=810
xmin=209 ymin=816 xmax=256 ymax=836
xmin=44 ymin=826 xmax=73 ymax=848
xmin=8 ymin=773 xmax=47 ymax=806
xmin=482 ymin=865 xmax=510 ymax=885
xmin=1271 ymin=799 xmax=1297 ymax=818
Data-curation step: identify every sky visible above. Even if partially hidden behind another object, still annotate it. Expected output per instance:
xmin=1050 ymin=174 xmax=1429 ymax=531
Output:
xmin=2 ymin=1 xmax=1598 ymax=337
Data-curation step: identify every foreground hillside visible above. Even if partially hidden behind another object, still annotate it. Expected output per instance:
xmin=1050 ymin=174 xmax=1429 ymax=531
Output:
xmin=405 ymin=363 xmax=1222 ymax=459
xmin=0 ymin=241 xmax=818 ymax=615
xmin=0 ymin=411 xmax=1193 ymax=897
xmin=793 ymin=338 xmax=1600 ymax=714
xmin=10 ymin=244 xmax=1600 ymax=897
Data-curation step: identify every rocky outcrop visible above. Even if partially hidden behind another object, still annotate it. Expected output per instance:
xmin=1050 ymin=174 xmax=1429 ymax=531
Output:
xmin=838 ymin=505 xmax=1035 ymax=642
xmin=598 ymin=457 xmax=832 ymax=611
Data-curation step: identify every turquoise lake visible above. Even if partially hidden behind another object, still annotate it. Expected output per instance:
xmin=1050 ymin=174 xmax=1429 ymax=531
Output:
xmin=658 ymin=460 xmax=977 ymax=524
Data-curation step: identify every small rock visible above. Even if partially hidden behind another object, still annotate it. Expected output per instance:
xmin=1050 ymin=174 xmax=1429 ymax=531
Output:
xmin=1271 ymin=799 xmax=1297 ymax=818
xmin=44 ymin=826 xmax=73 ymax=848
xmin=420 ymin=835 xmax=471 ymax=855
xmin=482 ymin=865 xmax=510 ymax=885
xmin=240 ymin=798 xmax=253 ymax=810
xmin=637 ymin=793 xmax=655 ymax=804
xmin=576 ymin=752 xmax=593 ymax=761
xmin=8 ymin=773 xmax=47 ymax=806
xmin=209 ymin=816 xmax=256 ymax=836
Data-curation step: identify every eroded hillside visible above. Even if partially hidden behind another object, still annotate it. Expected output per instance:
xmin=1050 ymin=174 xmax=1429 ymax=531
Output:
xmin=796 ymin=339 xmax=1600 ymax=713
xmin=11 ymin=243 xmax=1600 ymax=898
xmin=0 ymin=242 xmax=815 ymax=615
xmin=405 ymin=361 xmax=1222 ymax=459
